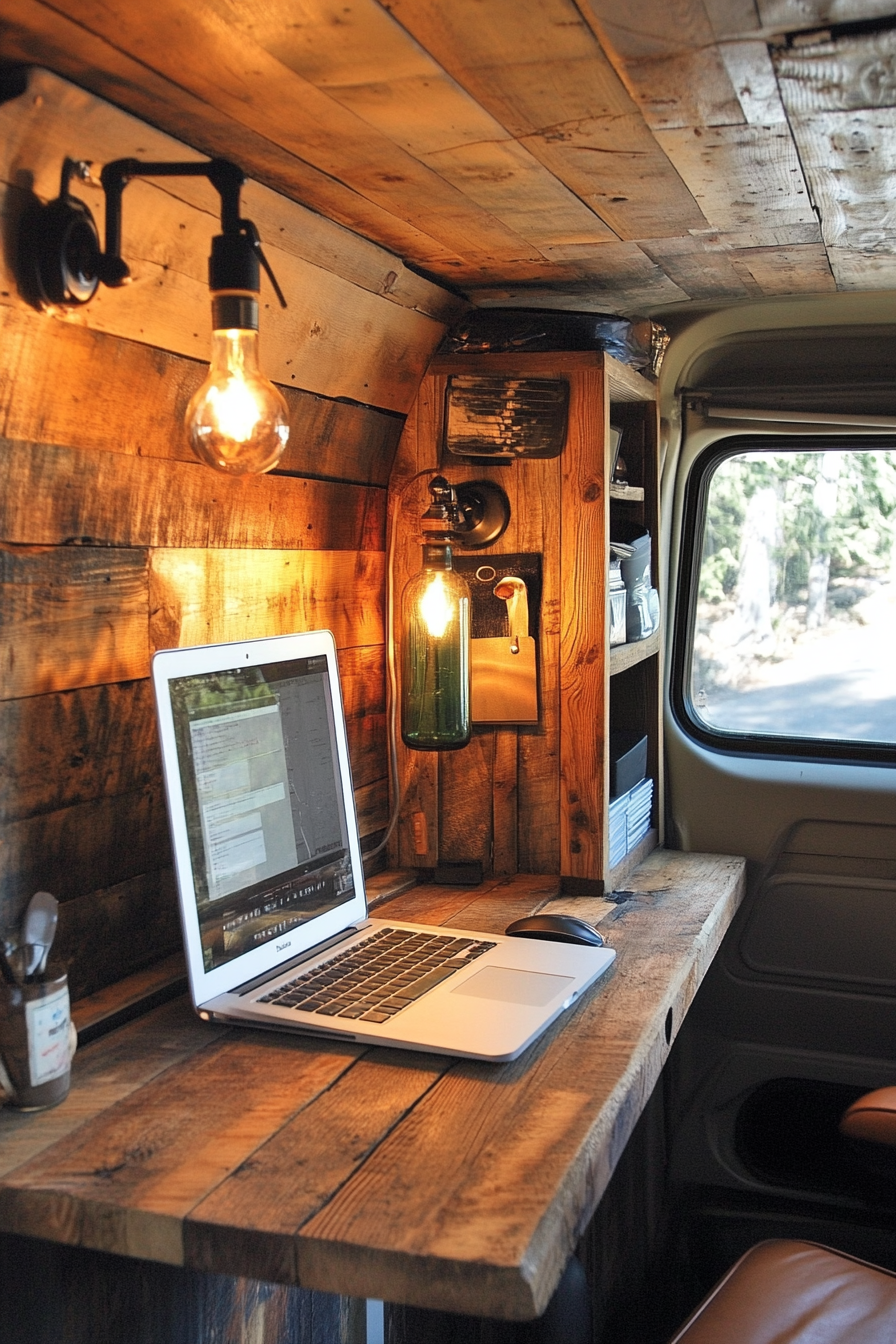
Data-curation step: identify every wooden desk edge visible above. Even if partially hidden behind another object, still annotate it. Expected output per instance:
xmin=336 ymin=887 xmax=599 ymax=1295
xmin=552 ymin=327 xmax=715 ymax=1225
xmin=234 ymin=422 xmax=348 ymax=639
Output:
xmin=0 ymin=851 xmax=746 ymax=1322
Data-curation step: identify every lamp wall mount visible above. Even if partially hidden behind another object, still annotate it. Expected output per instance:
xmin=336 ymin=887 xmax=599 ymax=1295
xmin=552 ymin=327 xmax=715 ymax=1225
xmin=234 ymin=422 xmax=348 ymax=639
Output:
xmin=21 ymin=155 xmax=287 ymax=316
xmin=418 ymin=476 xmax=511 ymax=551
xmin=19 ymin=154 xmax=292 ymax=475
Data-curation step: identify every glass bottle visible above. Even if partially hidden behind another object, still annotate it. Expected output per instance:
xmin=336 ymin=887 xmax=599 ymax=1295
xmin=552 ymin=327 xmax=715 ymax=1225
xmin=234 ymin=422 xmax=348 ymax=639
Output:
xmin=401 ymin=540 xmax=471 ymax=750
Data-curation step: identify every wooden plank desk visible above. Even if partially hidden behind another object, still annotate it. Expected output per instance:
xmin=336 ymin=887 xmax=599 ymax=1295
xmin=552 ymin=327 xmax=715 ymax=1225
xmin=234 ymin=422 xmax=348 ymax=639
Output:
xmin=0 ymin=851 xmax=745 ymax=1322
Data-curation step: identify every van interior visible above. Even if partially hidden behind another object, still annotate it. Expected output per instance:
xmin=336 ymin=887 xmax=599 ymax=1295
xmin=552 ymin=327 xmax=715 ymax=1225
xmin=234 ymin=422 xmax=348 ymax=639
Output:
xmin=0 ymin=2 xmax=895 ymax=1341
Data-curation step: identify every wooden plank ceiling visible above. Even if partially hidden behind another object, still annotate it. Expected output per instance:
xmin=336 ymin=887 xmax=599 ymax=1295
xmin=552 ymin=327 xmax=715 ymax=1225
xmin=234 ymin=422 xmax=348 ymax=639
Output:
xmin=2 ymin=0 xmax=895 ymax=314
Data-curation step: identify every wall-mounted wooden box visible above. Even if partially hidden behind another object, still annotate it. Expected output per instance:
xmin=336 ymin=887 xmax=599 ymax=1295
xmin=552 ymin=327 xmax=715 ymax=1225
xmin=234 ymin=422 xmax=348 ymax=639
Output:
xmin=390 ymin=350 xmax=662 ymax=893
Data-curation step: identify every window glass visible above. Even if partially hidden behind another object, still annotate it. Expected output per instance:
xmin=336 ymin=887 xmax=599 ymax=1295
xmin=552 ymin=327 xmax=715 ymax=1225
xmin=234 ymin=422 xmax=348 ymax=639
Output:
xmin=690 ymin=445 xmax=896 ymax=748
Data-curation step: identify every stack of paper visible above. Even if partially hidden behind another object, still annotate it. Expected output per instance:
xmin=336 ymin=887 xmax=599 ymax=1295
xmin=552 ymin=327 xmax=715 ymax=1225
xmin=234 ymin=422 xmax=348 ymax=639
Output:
xmin=607 ymin=777 xmax=654 ymax=869
xmin=608 ymin=793 xmax=629 ymax=868
xmin=627 ymin=777 xmax=654 ymax=850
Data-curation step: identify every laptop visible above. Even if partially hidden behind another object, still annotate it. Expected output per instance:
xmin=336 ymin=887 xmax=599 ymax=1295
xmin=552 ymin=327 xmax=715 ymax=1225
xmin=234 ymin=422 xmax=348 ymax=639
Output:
xmin=151 ymin=630 xmax=615 ymax=1062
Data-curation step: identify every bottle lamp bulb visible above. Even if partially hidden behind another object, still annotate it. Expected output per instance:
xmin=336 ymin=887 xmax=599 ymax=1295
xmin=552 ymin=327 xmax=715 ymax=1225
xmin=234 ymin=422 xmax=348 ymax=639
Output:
xmin=418 ymin=572 xmax=454 ymax=639
xmin=186 ymin=327 xmax=289 ymax=475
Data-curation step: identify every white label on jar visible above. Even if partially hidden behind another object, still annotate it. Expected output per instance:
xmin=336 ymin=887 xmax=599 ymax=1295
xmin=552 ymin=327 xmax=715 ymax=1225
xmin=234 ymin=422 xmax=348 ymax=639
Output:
xmin=26 ymin=985 xmax=71 ymax=1086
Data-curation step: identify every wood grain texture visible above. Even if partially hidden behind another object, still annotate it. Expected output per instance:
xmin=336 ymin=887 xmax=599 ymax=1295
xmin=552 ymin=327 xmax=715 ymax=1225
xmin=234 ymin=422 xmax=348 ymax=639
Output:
xmin=1 ymin=548 xmax=383 ymax=700
xmin=381 ymin=0 xmax=710 ymax=242
xmin=0 ymin=648 xmax=383 ymax=826
xmin=0 ymin=305 xmax=404 ymax=486
xmin=298 ymin=853 xmax=747 ymax=1316
xmin=0 ymin=438 xmax=386 ymax=551
xmin=0 ymin=1242 xmax=356 ymax=1344
xmin=54 ymin=868 xmax=182 ymax=1002
xmin=222 ymin=0 xmax=617 ymax=253
xmin=728 ymin=243 xmax=836 ymax=294
xmin=0 ymin=678 xmax=159 ymax=825
xmin=774 ymin=32 xmax=896 ymax=274
xmin=0 ymin=786 xmax=168 ymax=925
xmin=184 ymin=1048 xmax=448 ymax=1284
xmin=578 ymin=0 xmax=748 ymax=130
xmin=13 ymin=2 xmax=552 ymax=275
xmin=0 ymin=545 xmax=149 ymax=700
xmin=438 ymin=730 xmax=494 ymax=866
xmin=757 ymin=0 xmax=896 ymax=30
xmin=0 ymin=855 xmax=746 ymax=1321
xmin=72 ymin=950 xmax=187 ymax=1036
xmin=0 ymin=0 xmax=870 ymax=309
xmin=653 ymin=123 xmax=817 ymax=235
xmin=0 ymin=11 xmax=475 ymax=275
xmin=492 ymin=729 xmax=520 ymax=876
xmin=559 ymin=366 xmax=608 ymax=880
xmin=149 ymin=549 xmax=384 ymax=653
xmin=0 ymin=1031 xmax=366 ymax=1264
xmin=0 ymin=996 xmax=223 ymax=1179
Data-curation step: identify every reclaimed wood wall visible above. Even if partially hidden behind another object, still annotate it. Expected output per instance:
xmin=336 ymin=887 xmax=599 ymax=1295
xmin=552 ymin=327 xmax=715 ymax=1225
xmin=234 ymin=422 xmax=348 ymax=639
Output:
xmin=8 ymin=0 xmax=895 ymax=314
xmin=0 ymin=67 xmax=460 ymax=1005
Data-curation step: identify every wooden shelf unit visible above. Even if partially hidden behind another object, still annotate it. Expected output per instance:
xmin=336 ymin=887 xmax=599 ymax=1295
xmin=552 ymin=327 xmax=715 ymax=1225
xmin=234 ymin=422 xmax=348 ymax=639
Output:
xmin=389 ymin=349 xmax=662 ymax=892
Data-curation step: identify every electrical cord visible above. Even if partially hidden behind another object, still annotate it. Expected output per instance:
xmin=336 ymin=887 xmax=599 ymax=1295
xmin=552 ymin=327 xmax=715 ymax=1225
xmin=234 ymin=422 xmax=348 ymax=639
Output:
xmin=364 ymin=466 xmax=443 ymax=861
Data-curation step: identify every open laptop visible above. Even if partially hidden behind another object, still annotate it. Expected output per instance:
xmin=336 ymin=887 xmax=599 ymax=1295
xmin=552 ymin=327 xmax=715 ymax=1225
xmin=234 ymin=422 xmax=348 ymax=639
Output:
xmin=151 ymin=630 xmax=615 ymax=1062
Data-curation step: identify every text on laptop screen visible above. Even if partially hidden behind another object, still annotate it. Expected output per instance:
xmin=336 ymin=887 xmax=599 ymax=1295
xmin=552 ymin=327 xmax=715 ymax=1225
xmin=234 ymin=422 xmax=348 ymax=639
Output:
xmin=169 ymin=654 xmax=355 ymax=971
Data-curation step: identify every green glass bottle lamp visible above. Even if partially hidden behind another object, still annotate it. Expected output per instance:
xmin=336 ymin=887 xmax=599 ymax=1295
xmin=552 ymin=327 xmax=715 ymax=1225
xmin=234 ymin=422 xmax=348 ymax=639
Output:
xmin=401 ymin=479 xmax=471 ymax=751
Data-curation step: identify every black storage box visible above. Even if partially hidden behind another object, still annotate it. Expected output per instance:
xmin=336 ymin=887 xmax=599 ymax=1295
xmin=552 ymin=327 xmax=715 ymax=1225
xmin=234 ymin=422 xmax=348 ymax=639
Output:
xmin=609 ymin=732 xmax=648 ymax=799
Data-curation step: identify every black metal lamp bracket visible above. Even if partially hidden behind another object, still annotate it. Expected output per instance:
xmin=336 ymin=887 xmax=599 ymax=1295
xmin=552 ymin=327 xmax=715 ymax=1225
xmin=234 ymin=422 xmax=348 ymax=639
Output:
xmin=23 ymin=154 xmax=286 ymax=310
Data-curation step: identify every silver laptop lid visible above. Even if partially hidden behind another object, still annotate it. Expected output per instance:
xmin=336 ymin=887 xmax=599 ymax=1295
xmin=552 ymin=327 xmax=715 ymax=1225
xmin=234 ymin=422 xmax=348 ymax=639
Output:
xmin=151 ymin=630 xmax=368 ymax=1006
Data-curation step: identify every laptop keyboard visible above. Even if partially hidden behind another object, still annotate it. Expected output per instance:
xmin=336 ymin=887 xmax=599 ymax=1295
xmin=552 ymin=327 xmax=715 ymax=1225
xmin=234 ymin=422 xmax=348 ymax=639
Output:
xmin=256 ymin=926 xmax=496 ymax=1024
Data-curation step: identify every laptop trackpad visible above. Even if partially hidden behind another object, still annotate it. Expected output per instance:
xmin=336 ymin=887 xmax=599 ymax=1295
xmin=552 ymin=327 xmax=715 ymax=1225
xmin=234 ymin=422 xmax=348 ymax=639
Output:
xmin=451 ymin=966 xmax=574 ymax=1007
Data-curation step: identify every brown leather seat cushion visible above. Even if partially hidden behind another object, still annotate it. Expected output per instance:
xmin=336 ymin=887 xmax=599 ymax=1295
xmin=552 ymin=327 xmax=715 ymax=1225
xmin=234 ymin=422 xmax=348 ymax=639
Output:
xmin=669 ymin=1240 xmax=896 ymax=1343
xmin=840 ymin=1087 xmax=896 ymax=1147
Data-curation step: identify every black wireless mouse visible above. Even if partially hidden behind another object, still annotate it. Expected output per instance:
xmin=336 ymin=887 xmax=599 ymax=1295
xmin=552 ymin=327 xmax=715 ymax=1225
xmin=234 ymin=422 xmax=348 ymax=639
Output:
xmin=504 ymin=914 xmax=607 ymax=947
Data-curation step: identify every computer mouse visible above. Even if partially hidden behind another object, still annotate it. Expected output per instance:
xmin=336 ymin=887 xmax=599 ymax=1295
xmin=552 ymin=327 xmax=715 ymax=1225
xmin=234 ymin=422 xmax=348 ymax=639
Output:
xmin=504 ymin=914 xmax=607 ymax=947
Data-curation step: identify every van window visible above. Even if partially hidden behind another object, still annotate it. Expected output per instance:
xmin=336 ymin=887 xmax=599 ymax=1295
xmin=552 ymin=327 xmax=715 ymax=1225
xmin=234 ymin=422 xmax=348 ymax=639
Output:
xmin=675 ymin=439 xmax=896 ymax=761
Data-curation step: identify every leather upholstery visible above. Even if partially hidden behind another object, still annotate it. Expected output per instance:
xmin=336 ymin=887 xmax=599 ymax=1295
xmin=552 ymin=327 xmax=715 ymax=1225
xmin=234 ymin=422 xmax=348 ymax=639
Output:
xmin=668 ymin=1240 xmax=896 ymax=1344
xmin=840 ymin=1087 xmax=896 ymax=1147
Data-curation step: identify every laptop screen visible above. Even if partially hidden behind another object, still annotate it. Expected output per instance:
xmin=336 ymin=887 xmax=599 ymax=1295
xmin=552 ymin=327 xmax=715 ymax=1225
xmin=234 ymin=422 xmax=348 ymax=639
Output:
xmin=167 ymin=652 xmax=356 ymax=973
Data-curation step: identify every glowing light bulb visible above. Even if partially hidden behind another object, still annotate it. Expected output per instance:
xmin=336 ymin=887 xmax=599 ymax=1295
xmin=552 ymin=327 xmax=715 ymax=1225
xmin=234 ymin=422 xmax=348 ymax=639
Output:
xmin=419 ymin=572 xmax=454 ymax=639
xmin=186 ymin=327 xmax=289 ymax=475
